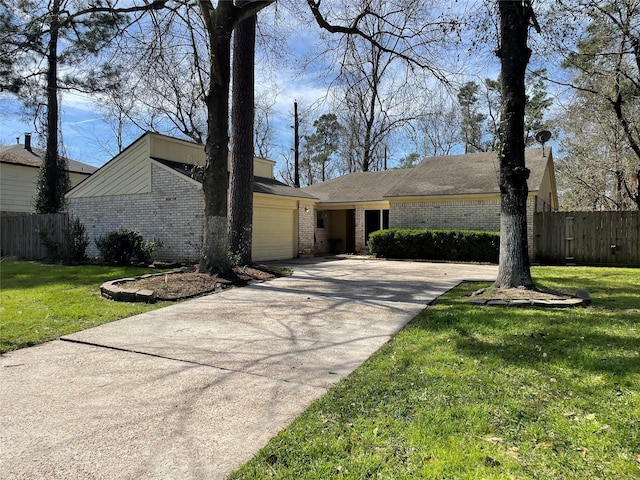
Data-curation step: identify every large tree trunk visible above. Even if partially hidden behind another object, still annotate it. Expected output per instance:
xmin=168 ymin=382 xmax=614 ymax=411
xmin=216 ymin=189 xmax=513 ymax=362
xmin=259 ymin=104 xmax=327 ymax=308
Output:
xmin=198 ymin=2 xmax=235 ymax=273
xmin=229 ymin=1 xmax=256 ymax=266
xmin=36 ymin=0 xmax=69 ymax=214
xmin=495 ymin=0 xmax=534 ymax=289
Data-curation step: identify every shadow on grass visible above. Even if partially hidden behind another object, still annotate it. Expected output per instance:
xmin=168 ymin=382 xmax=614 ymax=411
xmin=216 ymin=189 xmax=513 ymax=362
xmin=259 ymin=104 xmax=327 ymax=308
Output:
xmin=408 ymin=294 xmax=640 ymax=379
xmin=0 ymin=261 xmax=157 ymax=291
xmin=533 ymin=266 xmax=640 ymax=310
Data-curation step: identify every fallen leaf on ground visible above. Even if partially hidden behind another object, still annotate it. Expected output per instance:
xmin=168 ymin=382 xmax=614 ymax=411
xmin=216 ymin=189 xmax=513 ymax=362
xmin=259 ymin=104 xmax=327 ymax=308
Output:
xmin=485 ymin=436 xmax=504 ymax=444
xmin=535 ymin=441 xmax=555 ymax=449
xmin=576 ymin=447 xmax=589 ymax=456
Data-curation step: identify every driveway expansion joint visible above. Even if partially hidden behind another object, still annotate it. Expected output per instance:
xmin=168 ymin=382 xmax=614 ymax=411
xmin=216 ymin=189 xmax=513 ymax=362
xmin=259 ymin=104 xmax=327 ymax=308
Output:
xmin=59 ymin=337 xmax=320 ymax=388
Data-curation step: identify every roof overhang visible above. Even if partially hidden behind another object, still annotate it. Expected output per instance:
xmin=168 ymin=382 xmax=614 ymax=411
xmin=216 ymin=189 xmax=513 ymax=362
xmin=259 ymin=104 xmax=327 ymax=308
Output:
xmin=315 ymin=200 xmax=390 ymax=210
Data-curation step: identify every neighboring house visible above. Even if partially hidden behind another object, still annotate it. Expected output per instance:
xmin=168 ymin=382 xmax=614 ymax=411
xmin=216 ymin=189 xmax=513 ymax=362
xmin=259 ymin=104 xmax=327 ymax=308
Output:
xmin=0 ymin=134 xmax=97 ymax=214
xmin=66 ymin=132 xmax=317 ymax=263
xmin=302 ymin=149 xmax=558 ymax=257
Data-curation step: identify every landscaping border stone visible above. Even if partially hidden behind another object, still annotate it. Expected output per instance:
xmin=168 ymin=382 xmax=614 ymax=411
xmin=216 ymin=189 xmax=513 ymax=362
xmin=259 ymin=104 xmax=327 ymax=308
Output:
xmin=100 ymin=268 xmax=190 ymax=303
xmin=469 ymin=290 xmax=591 ymax=308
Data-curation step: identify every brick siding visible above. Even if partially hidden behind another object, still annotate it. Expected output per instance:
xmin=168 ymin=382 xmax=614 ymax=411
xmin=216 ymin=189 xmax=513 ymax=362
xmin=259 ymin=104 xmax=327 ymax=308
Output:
xmin=390 ymin=199 xmax=502 ymax=232
xmin=69 ymin=164 xmax=204 ymax=263
xmin=355 ymin=208 xmax=366 ymax=250
xmin=297 ymin=204 xmax=315 ymax=256
xmin=390 ymin=198 xmax=539 ymax=259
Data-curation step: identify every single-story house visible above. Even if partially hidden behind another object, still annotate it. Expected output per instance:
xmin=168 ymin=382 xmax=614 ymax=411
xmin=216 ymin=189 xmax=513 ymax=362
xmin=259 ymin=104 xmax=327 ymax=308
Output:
xmin=0 ymin=134 xmax=97 ymax=214
xmin=66 ymin=132 xmax=317 ymax=263
xmin=301 ymin=149 xmax=558 ymax=257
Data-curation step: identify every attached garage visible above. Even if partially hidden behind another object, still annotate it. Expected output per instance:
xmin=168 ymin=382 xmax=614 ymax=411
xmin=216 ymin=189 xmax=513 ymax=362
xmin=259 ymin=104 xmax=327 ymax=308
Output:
xmin=67 ymin=132 xmax=318 ymax=263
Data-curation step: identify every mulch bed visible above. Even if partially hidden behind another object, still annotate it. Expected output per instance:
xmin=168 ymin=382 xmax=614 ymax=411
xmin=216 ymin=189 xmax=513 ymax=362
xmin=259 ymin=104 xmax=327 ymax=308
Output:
xmin=118 ymin=266 xmax=277 ymax=301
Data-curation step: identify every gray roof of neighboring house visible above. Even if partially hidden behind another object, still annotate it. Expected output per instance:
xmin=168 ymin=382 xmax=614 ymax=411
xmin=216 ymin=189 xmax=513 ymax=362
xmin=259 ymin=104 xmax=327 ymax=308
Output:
xmin=303 ymin=149 xmax=551 ymax=202
xmin=154 ymin=158 xmax=317 ymax=200
xmin=0 ymin=143 xmax=98 ymax=175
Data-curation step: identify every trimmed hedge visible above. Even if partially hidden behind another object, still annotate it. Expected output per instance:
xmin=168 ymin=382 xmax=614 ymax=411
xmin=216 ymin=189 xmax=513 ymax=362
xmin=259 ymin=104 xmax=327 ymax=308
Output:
xmin=368 ymin=228 xmax=499 ymax=263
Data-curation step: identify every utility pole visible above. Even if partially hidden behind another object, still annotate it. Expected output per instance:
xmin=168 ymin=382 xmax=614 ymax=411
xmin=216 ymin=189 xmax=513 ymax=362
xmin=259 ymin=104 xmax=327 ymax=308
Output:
xmin=294 ymin=101 xmax=300 ymax=188
xmin=384 ymin=146 xmax=388 ymax=171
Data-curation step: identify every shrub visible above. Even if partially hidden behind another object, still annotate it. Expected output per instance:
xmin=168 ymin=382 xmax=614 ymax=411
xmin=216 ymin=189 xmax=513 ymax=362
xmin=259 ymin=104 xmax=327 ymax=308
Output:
xmin=368 ymin=228 xmax=499 ymax=263
xmin=95 ymin=228 xmax=163 ymax=264
xmin=38 ymin=218 xmax=89 ymax=262
xmin=64 ymin=218 xmax=90 ymax=261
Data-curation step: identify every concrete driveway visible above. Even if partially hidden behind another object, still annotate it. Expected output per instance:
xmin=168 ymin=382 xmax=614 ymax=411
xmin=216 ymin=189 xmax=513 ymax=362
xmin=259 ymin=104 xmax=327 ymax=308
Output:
xmin=0 ymin=258 xmax=496 ymax=479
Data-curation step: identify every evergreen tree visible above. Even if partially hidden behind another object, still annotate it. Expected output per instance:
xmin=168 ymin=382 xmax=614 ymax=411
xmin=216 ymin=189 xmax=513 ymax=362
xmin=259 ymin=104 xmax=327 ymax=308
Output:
xmin=0 ymin=0 xmax=165 ymax=213
xmin=457 ymin=81 xmax=486 ymax=153
xmin=304 ymin=114 xmax=342 ymax=182
xmin=556 ymin=0 xmax=640 ymax=209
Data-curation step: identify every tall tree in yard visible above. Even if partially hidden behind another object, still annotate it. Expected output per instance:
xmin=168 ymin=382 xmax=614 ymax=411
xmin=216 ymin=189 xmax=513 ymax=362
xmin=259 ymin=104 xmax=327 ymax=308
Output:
xmin=457 ymin=81 xmax=486 ymax=154
xmin=304 ymin=113 xmax=342 ymax=182
xmin=195 ymin=0 xmax=273 ymax=273
xmin=0 ymin=0 xmax=167 ymax=213
xmin=495 ymin=0 xmax=539 ymax=289
xmin=229 ymin=0 xmax=257 ymax=266
xmin=551 ymin=0 xmax=640 ymax=210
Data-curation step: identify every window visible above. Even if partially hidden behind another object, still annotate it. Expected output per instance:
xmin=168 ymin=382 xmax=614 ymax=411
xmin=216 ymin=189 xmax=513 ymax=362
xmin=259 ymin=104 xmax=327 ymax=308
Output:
xmin=316 ymin=211 xmax=325 ymax=229
xmin=365 ymin=209 xmax=389 ymax=245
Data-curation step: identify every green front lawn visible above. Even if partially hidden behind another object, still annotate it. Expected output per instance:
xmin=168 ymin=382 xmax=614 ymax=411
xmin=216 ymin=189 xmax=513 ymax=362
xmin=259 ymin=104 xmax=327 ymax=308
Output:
xmin=0 ymin=260 xmax=168 ymax=352
xmin=231 ymin=266 xmax=640 ymax=479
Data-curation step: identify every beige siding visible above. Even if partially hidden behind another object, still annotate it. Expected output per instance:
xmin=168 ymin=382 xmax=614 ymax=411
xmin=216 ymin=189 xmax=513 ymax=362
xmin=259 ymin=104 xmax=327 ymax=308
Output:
xmin=536 ymin=157 xmax=559 ymax=210
xmin=67 ymin=137 xmax=151 ymax=198
xmin=1 ymin=163 xmax=92 ymax=213
xmin=254 ymin=157 xmax=275 ymax=179
xmin=150 ymin=135 xmax=206 ymax=166
xmin=0 ymin=163 xmax=38 ymax=212
xmin=150 ymin=134 xmax=275 ymax=177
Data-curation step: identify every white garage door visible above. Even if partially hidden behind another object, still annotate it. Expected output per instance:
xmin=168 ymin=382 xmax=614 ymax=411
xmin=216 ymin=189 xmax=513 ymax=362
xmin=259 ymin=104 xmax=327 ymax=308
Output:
xmin=252 ymin=207 xmax=296 ymax=261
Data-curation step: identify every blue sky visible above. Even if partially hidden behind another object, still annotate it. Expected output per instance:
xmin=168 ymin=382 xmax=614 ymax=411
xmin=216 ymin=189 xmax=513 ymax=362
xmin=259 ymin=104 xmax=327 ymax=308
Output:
xmin=0 ymin=1 xmax=564 ymax=175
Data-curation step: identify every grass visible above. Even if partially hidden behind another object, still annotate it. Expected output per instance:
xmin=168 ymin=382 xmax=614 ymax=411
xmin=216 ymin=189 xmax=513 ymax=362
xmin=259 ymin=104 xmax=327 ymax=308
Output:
xmin=0 ymin=259 xmax=168 ymax=353
xmin=231 ymin=266 xmax=640 ymax=479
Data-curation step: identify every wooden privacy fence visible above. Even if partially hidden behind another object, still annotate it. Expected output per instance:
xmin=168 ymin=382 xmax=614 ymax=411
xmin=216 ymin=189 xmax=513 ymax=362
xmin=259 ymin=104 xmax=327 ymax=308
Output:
xmin=534 ymin=211 xmax=640 ymax=266
xmin=0 ymin=213 xmax=69 ymax=260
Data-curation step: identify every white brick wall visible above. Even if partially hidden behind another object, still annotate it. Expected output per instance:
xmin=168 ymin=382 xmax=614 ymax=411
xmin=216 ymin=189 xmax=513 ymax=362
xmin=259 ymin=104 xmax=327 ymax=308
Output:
xmin=69 ymin=164 xmax=204 ymax=263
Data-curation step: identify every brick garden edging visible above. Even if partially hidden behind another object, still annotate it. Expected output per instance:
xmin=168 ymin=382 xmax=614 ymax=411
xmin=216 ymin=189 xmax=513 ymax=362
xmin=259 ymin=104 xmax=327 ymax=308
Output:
xmin=100 ymin=268 xmax=189 ymax=303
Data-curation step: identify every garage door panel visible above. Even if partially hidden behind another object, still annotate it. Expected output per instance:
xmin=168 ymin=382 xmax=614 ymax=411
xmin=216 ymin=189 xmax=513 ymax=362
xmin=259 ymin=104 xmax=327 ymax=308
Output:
xmin=252 ymin=207 xmax=295 ymax=261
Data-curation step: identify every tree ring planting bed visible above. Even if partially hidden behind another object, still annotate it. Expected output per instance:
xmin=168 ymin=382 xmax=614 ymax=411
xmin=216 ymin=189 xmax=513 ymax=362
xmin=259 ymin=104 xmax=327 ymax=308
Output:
xmin=101 ymin=266 xmax=281 ymax=303
xmin=467 ymin=286 xmax=591 ymax=308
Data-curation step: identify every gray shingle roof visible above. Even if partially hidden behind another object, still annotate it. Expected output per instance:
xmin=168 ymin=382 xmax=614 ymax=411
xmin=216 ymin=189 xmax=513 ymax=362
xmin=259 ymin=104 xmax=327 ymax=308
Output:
xmin=303 ymin=169 xmax=411 ymax=204
xmin=303 ymin=149 xmax=551 ymax=202
xmin=0 ymin=143 xmax=97 ymax=175
xmin=153 ymin=158 xmax=317 ymax=200
xmin=253 ymin=176 xmax=318 ymax=199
